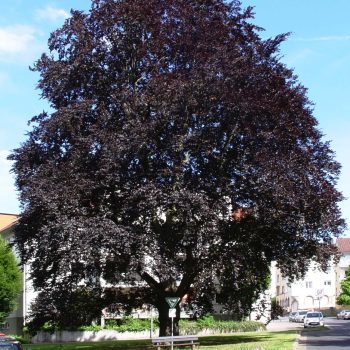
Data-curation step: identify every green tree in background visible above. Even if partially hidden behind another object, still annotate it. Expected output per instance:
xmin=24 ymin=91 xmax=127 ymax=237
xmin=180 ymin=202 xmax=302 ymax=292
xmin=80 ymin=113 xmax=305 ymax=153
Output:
xmin=270 ymin=297 xmax=284 ymax=320
xmin=0 ymin=237 xmax=22 ymax=321
xmin=337 ymin=267 xmax=350 ymax=305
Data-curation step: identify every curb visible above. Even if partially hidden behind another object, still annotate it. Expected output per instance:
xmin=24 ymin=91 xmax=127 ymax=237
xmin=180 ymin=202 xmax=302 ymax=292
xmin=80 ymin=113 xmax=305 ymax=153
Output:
xmin=293 ymin=331 xmax=305 ymax=350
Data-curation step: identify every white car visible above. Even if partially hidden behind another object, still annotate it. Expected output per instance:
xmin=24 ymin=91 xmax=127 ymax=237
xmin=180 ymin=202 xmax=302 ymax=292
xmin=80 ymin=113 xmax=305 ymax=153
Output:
xmin=289 ymin=311 xmax=297 ymax=322
xmin=337 ymin=310 xmax=345 ymax=319
xmin=304 ymin=311 xmax=324 ymax=328
xmin=295 ymin=310 xmax=309 ymax=323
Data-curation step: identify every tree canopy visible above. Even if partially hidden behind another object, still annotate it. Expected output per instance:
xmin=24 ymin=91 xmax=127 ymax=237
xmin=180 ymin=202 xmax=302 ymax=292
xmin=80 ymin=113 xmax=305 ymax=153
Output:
xmin=0 ymin=237 xmax=22 ymax=322
xmin=337 ymin=268 xmax=350 ymax=306
xmin=10 ymin=0 xmax=345 ymax=335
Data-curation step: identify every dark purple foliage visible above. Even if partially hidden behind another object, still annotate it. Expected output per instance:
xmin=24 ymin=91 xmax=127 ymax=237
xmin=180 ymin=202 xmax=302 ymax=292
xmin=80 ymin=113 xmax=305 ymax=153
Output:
xmin=9 ymin=0 xmax=345 ymax=335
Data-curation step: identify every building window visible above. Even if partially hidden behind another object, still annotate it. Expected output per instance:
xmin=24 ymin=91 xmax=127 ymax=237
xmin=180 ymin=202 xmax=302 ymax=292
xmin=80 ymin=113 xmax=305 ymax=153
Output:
xmin=324 ymin=281 xmax=331 ymax=286
xmin=306 ymin=281 xmax=312 ymax=288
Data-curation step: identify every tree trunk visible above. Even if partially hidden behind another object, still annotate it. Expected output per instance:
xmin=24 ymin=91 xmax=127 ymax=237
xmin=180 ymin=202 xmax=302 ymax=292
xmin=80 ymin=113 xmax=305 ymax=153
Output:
xmin=140 ymin=271 xmax=187 ymax=336
xmin=156 ymin=300 xmax=181 ymax=336
xmin=158 ymin=301 xmax=171 ymax=336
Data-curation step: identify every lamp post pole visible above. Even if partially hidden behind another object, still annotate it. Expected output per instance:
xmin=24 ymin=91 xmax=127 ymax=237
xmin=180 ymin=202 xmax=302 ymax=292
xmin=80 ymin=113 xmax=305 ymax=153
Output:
xmin=150 ymin=305 xmax=153 ymax=338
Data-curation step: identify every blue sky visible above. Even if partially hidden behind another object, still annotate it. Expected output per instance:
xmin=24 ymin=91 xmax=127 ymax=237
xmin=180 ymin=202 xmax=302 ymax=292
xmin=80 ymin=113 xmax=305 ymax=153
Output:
xmin=0 ymin=1 xmax=349 ymax=235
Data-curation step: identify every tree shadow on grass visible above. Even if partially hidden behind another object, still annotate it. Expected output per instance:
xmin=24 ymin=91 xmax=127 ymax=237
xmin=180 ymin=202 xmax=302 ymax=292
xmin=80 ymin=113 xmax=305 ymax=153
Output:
xmin=199 ymin=330 xmax=297 ymax=346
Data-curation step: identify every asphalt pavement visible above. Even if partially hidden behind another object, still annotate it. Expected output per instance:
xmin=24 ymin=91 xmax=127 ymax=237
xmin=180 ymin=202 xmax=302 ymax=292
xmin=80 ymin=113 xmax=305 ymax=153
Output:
xmin=267 ymin=317 xmax=350 ymax=349
xmin=266 ymin=317 xmax=304 ymax=332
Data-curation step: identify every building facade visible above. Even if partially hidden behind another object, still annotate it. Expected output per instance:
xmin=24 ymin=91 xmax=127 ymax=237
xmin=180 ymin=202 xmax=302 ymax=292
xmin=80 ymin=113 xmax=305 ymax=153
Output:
xmin=0 ymin=214 xmax=24 ymax=334
xmin=275 ymin=264 xmax=336 ymax=312
xmin=274 ymin=238 xmax=350 ymax=313
xmin=335 ymin=238 xmax=350 ymax=298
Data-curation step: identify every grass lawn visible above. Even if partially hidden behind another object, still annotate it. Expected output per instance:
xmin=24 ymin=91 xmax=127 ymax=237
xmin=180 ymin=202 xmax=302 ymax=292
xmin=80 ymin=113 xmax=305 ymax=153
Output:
xmin=199 ymin=331 xmax=297 ymax=349
xmin=22 ymin=331 xmax=298 ymax=350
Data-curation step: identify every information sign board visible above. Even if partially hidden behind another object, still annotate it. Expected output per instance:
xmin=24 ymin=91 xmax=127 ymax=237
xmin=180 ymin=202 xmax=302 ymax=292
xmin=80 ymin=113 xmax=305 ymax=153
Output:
xmin=165 ymin=297 xmax=180 ymax=308
xmin=169 ymin=308 xmax=176 ymax=318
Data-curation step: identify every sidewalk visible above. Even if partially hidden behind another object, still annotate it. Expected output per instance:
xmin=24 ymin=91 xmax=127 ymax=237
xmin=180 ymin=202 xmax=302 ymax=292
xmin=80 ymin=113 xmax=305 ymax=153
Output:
xmin=266 ymin=319 xmax=304 ymax=332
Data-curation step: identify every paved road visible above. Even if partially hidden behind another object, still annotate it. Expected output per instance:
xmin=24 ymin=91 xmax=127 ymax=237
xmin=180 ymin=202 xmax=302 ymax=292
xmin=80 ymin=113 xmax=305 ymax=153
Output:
xmin=297 ymin=317 xmax=350 ymax=349
xmin=266 ymin=317 xmax=304 ymax=332
xmin=267 ymin=317 xmax=350 ymax=349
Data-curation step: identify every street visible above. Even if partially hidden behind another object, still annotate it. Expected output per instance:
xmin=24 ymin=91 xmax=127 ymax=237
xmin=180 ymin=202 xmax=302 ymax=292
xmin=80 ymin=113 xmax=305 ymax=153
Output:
xmin=267 ymin=316 xmax=350 ymax=349
xmin=298 ymin=317 xmax=350 ymax=349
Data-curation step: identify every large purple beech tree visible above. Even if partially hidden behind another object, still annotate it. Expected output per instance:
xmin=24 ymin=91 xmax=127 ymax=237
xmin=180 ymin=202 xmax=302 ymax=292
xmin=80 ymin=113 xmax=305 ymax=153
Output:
xmin=10 ymin=0 xmax=345 ymax=335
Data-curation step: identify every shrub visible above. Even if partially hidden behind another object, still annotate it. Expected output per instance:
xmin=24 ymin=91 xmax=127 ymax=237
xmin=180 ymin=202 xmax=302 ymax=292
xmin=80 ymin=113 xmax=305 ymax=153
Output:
xmin=45 ymin=315 xmax=264 ymax=335
xmin=79 ymin=317 xmax=159 ymax=333
xmin=196 ymin=315 xmax=216 ymax=328
xmin=112 ymin=317 xmax=151 ymax=332
xmin=179 ymin=316 xmax=265 ymax=334
xmin=78 ymin=324 xmax=102 ymax=331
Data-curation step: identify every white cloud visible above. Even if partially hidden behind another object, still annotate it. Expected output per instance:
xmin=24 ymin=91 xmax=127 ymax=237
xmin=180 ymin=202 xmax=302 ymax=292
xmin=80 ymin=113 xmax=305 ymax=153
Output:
xmin=295 ymin=35 xmax=350 ymax=42
xmin=0 ymin=24 xmax=43 ymax=63
xmin=0 ymin=25 xmax=36 ymax=54
xmin=36 ymin=5 xmax=69 ymax=22
xmin=283 ymin=48 xmax=314 ymax=66
xmin=0 ymin=150 xmax=19 ymax=214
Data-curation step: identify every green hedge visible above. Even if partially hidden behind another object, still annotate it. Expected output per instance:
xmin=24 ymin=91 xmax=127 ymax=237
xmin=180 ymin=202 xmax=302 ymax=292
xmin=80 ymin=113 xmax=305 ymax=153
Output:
xmin=179 ymin=316 xmax=265 ymax=334
xmin=79 ymin=317 xmax=159 ymax=333
xmin=78 ymin=315 xmax=264 ymax=334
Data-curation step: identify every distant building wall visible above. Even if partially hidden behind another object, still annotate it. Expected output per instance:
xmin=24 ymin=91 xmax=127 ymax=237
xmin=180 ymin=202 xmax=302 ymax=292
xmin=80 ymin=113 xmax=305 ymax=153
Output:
xmin=275 ymin=263 xmax=336 ymax=312
xmin=0 ymin=213 xmax=28 ymax=335
xmin=273 ymin=238 xmax=350 ymax=313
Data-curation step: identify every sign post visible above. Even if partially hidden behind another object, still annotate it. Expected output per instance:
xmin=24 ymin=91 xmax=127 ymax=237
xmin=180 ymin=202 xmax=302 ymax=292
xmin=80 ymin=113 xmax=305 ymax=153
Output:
xmin=165 ymin=297 xmax=180 ymax=350
xmin=315 ymin=289 xmax=323 ymax=311
xmin=150 ymin=305 xmax=154 ymax=339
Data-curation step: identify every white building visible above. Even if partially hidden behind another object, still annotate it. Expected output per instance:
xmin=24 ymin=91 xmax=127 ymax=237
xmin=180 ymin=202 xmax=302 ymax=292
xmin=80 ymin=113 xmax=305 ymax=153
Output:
xmin=335 ymin=238 xmax=350 ymax=297
xmin=275 ymin=264 xmax=336 ymax=312
xmin=0 ymin=214 xmax=23 ymax=334
xmin=274 ymin=238 xmax=350 ymax=313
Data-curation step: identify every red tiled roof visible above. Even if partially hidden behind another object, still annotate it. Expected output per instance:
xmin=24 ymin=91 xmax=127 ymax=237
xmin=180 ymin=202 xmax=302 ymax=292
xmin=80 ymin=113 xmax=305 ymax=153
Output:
xmin=336 ymin=238 xmax=350 ymax=253
xmin=0 ymin=214 xmax=18 ymax=232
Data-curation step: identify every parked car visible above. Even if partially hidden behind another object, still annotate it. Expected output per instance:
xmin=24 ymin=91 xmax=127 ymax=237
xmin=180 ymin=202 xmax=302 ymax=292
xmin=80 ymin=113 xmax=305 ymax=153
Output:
xmin=337 ymin=310 xmax=345 ymax=319
xmin=289 ymin=311 xmax=297 ymax=322
xmin=295 ymin=310 xmax=309 ymax=323
xmin=304 ymin=311 xmax=324 ymax=328
xmin=0 ymin=343 xmax=23 ymax=349
xmin=0 ymin=335 xmax=23 ymax=350
xmin=343 ymin=310 xmax=350 ymax=320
